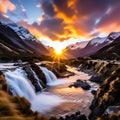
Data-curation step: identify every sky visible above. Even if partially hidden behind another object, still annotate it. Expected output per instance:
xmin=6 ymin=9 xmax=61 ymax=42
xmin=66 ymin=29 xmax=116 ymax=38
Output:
xmin=0 ymin=0 xmax=120 ymax=47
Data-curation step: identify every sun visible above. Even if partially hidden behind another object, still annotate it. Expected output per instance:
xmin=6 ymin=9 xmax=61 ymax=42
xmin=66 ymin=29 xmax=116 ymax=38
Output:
xmin=52 ymin=40 xmax=64 ymax=55
xmin=54 ymin=48 xmax=62 ymax=55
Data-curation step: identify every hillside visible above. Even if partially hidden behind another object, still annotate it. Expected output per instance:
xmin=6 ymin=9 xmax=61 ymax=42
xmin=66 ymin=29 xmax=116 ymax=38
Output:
xmin=0 ymin=22 xmax=48 ymax=61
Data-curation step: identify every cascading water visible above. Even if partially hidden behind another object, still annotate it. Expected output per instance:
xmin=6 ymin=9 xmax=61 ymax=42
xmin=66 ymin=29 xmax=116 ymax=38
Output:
xmin=40 ymin=66 xmax=57 ymax=83
xmin=40 ymin=66 xmax=66 ymax=86
xmin=5 ymin=67 xmax=64 ymax=113
xmin=30 ymin=68 xmax=43 ymax=90
xmin=5 ymin=68 xmax=35 ymax=100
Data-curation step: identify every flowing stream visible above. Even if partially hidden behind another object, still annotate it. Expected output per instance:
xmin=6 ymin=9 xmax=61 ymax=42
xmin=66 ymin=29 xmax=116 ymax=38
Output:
xmin=4 ymin=65 xmax=99 ymax=117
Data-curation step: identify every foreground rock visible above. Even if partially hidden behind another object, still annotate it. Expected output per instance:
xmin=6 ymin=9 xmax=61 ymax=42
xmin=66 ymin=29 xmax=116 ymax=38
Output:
xmin=23 ymin=63 xmax=46 ymax=92
xmin=89 ymin=68 xmax=120 ymax=120
xmin=59 ymin=111 xmax=87 ymax=120
xmin=40 ymin=61 xmax=74 ymax=78
xmin=76 ymin=59 xmax=120 ymax=120
xmin=0 ymin=71 xmax=57 ymax=120
xmin=69 ymin=79 xmax=91 ymax=90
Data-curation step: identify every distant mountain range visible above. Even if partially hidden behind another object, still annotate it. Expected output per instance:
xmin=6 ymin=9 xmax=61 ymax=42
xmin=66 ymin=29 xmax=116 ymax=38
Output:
xmin=0 ymin=21 xmax=120 ymax=61
xmin=91 ymin=32 xmax=120 ymax=60
xmin=0 ymin=22 xmax=48 ymax=61
xmin=63 ymin=32 xmax=120 ymax=60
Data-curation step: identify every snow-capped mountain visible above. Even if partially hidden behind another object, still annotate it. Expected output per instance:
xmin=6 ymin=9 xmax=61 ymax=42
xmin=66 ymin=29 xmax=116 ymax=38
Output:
xmin=88 ymin=37 xmax=106 ymax=46
xmin=63 ymin=32 xmax=120 ymax=59
xmin=91 ymin=32 xmax=120 ymax=60
xmin=68 ymin=41 xmax=89 ymax=50
xmin=7 ymin=23 xmax=37 ymax=41
xmin=0 ymin=22 xmax=48 ymax=60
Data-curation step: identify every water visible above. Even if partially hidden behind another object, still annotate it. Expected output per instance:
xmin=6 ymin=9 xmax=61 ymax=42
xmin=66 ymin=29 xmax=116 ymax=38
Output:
xmin=5 ymin=65 xmax=99 ymax=117
xmin=40 ymin=66 xmax=58 ymax=83
xmin=5 ymin=68 xmax=64 ymax=114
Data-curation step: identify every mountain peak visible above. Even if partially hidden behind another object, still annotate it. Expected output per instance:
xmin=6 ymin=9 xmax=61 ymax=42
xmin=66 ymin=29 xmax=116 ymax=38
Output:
xmin=108 ymin=32 xmax=120 ymax=40
xmin=6 ymin=23 xmax=37 ymax=41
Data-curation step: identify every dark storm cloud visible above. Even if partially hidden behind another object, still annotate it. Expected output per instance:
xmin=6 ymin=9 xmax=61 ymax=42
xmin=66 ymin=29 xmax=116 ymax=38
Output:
xmin=97 ymin=0 xmax=120 ymax=28
xmin=36 ymin=0 xmax=112 ymax=40
xmin=18 ymin=0 xmax=120 ymax=41
xmin=53 ymin=0 xmax=74 ymax=17
xmin=75 ymin=0 xmax=109 ymax=17
xmin=39 ymin=0 xmax=56 ymax=17
xmin=35 ymin=18 xmax=66 ymax=40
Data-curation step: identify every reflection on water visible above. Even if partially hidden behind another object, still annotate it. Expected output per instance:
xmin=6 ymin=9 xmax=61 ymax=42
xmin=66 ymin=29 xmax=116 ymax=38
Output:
xmin=42 ymin=66 xmax=98 ymax=117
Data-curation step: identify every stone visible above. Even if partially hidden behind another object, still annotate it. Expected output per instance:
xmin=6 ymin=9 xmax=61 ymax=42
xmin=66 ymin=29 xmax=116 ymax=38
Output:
xmin=69 ymin=80 xmax=91 ymax=90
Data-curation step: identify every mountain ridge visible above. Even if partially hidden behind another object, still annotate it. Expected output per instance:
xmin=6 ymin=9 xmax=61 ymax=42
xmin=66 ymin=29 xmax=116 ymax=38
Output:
xmin=0 ymin=22 xmax=48 ymax=61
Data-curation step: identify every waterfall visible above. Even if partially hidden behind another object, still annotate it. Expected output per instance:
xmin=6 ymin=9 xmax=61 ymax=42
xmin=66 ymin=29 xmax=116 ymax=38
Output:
xmin=30 ymin=68 xmax=43 ymax=90
xmin=5 ymin=68 xmax=35 ymax=101
xmin=40 ymin=66 xmax=57 ymax=84
xmin=5 ymin=67 xmax=64 ymax=113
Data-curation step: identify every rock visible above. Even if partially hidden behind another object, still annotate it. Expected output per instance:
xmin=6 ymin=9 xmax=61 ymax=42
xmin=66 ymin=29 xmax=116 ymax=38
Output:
xmin=0 ymin=70 xmax=3 ymax=75
xmin=59 ymin=111 xmax=87 ymax=120
xmin=69 ymin=80 xmax=91 ymax=90
xmin=23 ymin=63 xmax=46 ymax=92
xmin=105 ymin=106 xmax=120 ymax=115
xmin=75 ymin=111 xmax=80 ymax=116
xmin=89 ymin=75 xmax=104 ymax=84
xmin=91 ymin=90 xmax=97 ymax=96
xmin=77 ymin=114 xmax=87 ymax=120
xmin=89 ymin=68 xmax=120 ymax=120
xmin=59 ymin=117 xmax=64 ymax=120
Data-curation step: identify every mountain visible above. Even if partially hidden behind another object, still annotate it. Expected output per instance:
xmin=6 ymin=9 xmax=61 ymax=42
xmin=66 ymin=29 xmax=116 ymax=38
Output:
xmin=0 ymin=22 xmax=48 ymax=61
xmin=68 ymin=41 xmax=89 ymax=50
xmin=91 ymin=32 xmax=120 ymax=60
xmin=64 ymin=32 xmax=120 ymax=59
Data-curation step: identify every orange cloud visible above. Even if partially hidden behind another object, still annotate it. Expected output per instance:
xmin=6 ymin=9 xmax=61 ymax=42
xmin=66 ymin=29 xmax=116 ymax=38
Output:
xmin=18 ymin=20 xmax=43 ymax=40
xmin=19 ymin=0 xmax=120 ymax=42
xmin=0 ymin=0 xmax=16 ymax=13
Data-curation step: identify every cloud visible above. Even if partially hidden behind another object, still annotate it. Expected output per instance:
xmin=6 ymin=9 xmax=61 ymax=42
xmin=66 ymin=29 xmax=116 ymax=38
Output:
xmin=53 ymin=0 xmax=75 ymax=17
xmin=39 ymin=18 xmax=65 ymax=40
xmin=33 ymin=0 xmax=112 ymax=41
xmin=0 ymin=0 xmax=16 ymax=23
xmin=96 ymin=0 xmax=120 ymax=34
xmin=0 ymin=0 xmax=16 ymax=14
xmin=20 ymin=5 xmax=27 ymax=19
xmin=1 ymin=0 xmax=120 ymax=42
xmin=38 ymin=0 xmax=56 ymax=17
xmin=0 ymin=13 xmax=12 ymax=23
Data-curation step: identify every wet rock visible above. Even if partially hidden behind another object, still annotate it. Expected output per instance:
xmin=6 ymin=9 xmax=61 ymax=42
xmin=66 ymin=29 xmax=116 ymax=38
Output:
xmin=30 ymin=62 xmax=47 ymax=85
xmin=91 ymin=90 xmax=97 ymax=96
xmin=77 ymin=114 xmax=87 ymax=120
xmin=41 ymin=62 xmax=73 ymax=78
xmin=23 ymin=63 xmax=46 ymax=92
xmin=69 ymin=79 xmax=91 ymax=90
xmin=105 ymin=106 xmax=120 ymax=115
xmin=89 ymin=68 xmax=120 ymax=120
xmin=75 ymin=111 xmax=80 ymax=116
xmin=59 ymin=111 xmax=87 ymax=120
xmin=89 ymin=75 xmax=104 ymax=84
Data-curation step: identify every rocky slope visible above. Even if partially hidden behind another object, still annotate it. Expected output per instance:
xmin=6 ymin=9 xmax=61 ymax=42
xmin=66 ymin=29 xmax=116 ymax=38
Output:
xmin=91 ymin=32 xmax=120 ymax=60
xmin=77 ymin=59 xmax=120 ymax=120
xmin=0 ymin=71 xmax=57 ymax=120
xmin=0 ymin=22 xmax=48 ymax=61
xmin=64 ymin=32 xmax=120 ymax=59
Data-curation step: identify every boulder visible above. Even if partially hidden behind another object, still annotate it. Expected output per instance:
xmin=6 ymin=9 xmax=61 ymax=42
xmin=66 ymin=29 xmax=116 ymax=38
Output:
xmin=69 ymin=80 xmax=91 ymax=90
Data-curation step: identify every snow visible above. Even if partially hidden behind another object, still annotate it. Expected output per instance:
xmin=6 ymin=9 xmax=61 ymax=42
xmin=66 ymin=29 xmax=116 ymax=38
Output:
xmin=108 ymin=32 xmax=120 ymax=40
xmin=89 ymin=32 xmax=120 ymax=46
xmin=90 ymin=37 xmax=106 ymax=46
xmin=68 ymin=41 xmax=89 ymax=50
xmin=6 ymin=23 xmax=37 ymax=41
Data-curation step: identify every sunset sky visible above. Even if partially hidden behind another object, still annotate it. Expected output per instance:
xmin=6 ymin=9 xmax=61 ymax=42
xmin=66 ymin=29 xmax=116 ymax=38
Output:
xmin=0 ymin=0 xmax=120 ymax=47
